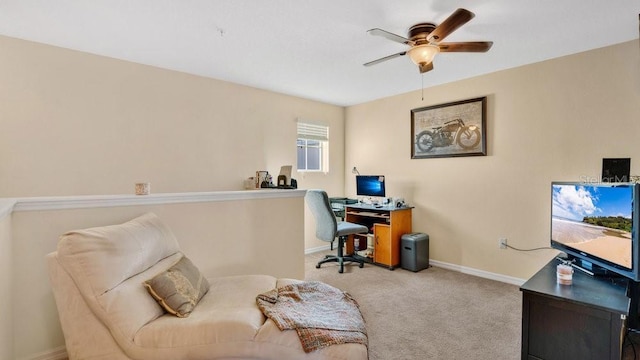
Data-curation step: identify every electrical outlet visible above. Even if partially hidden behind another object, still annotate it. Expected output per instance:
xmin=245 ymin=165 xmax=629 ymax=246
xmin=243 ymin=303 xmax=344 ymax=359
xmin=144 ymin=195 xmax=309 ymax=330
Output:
xmin=499 ymin=238 xmax=507 ymax=249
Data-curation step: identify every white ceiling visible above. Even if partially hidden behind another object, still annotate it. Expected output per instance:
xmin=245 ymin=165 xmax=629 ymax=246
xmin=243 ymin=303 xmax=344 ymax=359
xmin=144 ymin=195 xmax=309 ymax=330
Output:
xmin=1 ymin=0 xmax=639 ymax=106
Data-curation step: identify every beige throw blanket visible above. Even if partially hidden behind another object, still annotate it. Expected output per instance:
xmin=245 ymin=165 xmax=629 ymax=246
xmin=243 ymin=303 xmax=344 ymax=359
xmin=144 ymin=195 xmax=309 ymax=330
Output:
xmin=256 ymin=281 xmax=368 ymax=353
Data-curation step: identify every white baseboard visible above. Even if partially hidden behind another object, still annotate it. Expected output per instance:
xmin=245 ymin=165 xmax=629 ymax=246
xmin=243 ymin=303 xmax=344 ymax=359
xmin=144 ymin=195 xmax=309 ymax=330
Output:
xmin=304 ymin=244 xmax=331 ymax=255
xmin=305 ymin=246 xmax=526 ymax=286
xmin=429 ymin=259 xmax=526 ymax=286
xmin=19 ymin=346 xmax=67 ymax=360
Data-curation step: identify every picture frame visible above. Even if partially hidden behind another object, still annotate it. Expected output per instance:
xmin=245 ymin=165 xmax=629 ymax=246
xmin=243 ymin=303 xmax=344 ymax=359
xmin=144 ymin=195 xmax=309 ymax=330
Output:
xmin=411 ymin=96 xmax=487 ymax=159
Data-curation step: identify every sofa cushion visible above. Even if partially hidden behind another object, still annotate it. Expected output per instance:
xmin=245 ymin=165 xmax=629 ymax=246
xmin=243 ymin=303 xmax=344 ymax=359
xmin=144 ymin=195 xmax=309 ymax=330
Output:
xmin=132 ymin=275 xmax=368 ymax=360
xmin=144 ymin=255 xmax=210 ymax=317
xmin=133 ymin=275 xmax=277 ymax=353
xmin=57 ymin=212 xmax=181 ymax=297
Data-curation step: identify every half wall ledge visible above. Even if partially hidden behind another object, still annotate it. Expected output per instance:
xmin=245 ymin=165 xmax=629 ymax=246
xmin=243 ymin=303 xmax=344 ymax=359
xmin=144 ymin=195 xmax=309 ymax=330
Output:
xmin=6 ymin=189 xmax=306 ymax=214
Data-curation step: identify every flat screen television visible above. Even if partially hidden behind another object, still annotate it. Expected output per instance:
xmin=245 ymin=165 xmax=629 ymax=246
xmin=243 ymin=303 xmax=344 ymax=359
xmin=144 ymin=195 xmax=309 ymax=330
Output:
xmin=356 ymin=175 xmax=386 ymax=198
xmin=550 ymin=181 xmax=640 ymax=282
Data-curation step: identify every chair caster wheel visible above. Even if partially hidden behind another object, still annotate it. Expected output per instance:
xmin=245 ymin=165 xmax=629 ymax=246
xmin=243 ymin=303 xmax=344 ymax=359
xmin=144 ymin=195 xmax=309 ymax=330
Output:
xmin=339 ymin=268 xmax=344 ymax=273
xmin=359 ymin=263 xmax=364 ymax=268
xmin=316 ymin=264 xmax=321 ymax=269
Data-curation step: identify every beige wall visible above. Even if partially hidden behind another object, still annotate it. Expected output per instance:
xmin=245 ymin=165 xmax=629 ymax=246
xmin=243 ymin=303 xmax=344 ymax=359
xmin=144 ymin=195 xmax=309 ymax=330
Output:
xmin=0 ymin=34 xmax=342 ymax=359
xmin=0 ymin=206 xmax=12 ymax=360
xmin=0 ymin=34 xmax=336 ymax=251
xmin=346 ymin=40 xmax=640 ymax=280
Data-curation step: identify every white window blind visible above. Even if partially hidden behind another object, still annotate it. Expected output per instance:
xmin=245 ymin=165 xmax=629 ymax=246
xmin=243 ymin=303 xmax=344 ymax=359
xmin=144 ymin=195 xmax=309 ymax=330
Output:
xmin=297 ymin=122 xmax=329 ymax=141
xmin=297 ymin=121 xmax=329 ymax=172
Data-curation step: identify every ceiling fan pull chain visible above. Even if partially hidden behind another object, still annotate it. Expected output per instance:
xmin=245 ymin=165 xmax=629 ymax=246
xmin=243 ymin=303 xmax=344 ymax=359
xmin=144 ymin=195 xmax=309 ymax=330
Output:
xmin=421 ymin=74 xmax=424 ymax=101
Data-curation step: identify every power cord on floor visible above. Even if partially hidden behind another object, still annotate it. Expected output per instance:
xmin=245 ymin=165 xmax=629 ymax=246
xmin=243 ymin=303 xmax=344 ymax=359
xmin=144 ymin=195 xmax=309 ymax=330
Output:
xmin=504 ymin=243 xmax=553 ymax=252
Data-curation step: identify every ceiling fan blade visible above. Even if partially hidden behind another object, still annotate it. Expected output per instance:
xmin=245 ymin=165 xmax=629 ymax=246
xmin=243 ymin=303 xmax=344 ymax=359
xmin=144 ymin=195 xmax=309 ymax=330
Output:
xmin=427 ymin=8 xmax=474 ymax=43
xmin=363 ymin=51 xmax=407 ymax=67
xmin=367 ymin=28 xmax=413 ymax=45
xmin=438 ymin=41 xmax=493 ymax=52
xmin=418 ymin=62 xmax=434 ymax=74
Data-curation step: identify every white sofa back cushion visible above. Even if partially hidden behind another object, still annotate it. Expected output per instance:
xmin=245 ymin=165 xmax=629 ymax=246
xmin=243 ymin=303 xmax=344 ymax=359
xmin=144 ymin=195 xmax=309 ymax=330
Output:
xmin=57 ymin=212 xmax=180 ymax=296
xmin=56 ymin=212 xmax=183 ymax=346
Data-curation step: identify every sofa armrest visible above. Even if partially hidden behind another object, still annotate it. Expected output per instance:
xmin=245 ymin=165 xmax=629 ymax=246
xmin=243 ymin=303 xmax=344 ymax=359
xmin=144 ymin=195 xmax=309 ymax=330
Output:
xmin=46 ymin=252 xmax=131 ymax=360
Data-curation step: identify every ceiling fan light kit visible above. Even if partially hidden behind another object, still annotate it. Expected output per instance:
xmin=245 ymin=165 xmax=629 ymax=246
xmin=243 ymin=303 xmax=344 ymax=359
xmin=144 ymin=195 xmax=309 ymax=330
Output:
xmin=365 ymin=8 xmax=492 ymax=74
xmin=407 ymin=44 xmax=440 ymax=67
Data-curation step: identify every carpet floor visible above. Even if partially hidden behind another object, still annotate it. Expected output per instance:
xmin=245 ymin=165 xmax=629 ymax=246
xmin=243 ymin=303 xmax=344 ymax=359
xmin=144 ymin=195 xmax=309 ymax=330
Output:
xmin=304 ymin=250 xmax=640 ymax=360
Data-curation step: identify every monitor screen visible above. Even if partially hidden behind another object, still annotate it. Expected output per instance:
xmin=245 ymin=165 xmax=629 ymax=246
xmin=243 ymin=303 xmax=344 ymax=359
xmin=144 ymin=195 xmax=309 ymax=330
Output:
xmin=356 ymin=175 xmax=386 ymax=197
xmin=551 ymin=182 xmax=638 ymax=279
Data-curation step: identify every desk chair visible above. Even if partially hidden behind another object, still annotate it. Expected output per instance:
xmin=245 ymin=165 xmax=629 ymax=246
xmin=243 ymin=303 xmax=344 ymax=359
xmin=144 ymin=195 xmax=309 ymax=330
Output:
xmin=328 ymin=202 xmax=345 ymax=250
xmin=305 ymin=190 xmax=368 ymax=273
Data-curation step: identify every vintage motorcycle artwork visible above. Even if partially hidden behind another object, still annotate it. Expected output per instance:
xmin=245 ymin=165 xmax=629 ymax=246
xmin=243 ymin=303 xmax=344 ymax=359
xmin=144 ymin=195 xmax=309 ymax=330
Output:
xmin=415 ymin=118 xmax=481 ymax=152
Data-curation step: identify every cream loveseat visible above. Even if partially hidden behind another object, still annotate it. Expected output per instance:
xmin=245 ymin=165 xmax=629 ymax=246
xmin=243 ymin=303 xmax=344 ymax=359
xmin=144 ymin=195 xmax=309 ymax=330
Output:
xmin=46 ymin=212 xmax=368 ymax=360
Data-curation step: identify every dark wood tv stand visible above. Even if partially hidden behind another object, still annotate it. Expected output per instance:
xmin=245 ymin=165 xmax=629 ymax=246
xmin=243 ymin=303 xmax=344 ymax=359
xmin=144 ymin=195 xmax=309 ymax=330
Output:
xmin=520 ymin=258 xmax=630 ymax=360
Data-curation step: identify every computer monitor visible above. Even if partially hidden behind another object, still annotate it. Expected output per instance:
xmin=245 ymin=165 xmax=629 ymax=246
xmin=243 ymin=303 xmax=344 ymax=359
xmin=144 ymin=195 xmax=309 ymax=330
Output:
xmin=356 ymin=175 xmax=386 ymax=197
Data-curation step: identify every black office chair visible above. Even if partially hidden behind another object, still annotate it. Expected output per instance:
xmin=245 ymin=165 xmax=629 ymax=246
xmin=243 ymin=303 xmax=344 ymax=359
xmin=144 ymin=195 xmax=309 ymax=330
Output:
xmin=305 ymin=189 xmax=368 ymax=273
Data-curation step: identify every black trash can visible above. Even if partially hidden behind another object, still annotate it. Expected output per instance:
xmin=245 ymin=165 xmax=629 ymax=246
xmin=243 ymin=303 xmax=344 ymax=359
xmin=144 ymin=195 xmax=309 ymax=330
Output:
xmin=401 ymin=233 xmax=429 ymax=272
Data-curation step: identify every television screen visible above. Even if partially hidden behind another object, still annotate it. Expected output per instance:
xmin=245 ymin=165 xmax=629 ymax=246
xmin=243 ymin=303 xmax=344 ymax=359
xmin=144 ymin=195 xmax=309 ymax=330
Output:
xmin=356 ymin=175 xmax=386 ymax=197
xmin=551 ymin=181 xmax=639 ymax=280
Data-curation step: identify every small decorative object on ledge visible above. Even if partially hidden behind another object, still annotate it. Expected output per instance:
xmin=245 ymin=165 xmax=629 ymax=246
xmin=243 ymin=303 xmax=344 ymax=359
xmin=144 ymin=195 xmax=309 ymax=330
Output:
xmin=135 ymin=182 xmax=151 ymax=195
xmin=411 ymin=96 xmax=487 ymax=159
xmin=244 ymin=177 xmax=256 ymax=190
xmin=255 ymin=171 xmax=269 ymax=188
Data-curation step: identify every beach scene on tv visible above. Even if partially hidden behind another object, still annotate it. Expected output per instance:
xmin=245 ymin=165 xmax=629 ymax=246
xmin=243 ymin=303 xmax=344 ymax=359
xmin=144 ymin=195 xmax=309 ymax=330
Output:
xmin=552 ymin=184 xmax=633 ymax=269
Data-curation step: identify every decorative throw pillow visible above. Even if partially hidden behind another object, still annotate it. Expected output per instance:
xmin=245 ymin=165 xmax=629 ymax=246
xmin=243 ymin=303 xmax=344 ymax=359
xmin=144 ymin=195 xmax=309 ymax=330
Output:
xmin=143 ymin=256 xmax=210 ymax=318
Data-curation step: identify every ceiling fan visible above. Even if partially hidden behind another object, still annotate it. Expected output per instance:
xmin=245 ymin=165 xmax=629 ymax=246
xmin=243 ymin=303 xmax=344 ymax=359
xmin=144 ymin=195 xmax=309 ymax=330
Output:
xmin=364 ymin=8 xmax=493 ymax=74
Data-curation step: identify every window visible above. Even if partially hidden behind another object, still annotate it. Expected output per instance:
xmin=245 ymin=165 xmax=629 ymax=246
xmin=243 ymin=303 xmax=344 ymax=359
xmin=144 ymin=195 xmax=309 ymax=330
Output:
xmin=297 ymin=121 xmax=329 ymax=172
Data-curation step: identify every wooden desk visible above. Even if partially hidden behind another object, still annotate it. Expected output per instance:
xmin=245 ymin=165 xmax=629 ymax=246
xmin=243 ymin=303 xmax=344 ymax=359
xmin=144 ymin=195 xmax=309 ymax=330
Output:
xmin=520 ymin=258 xmax=629 ymax=360
xmin=344 ymin=204 xmax=412 ymax=270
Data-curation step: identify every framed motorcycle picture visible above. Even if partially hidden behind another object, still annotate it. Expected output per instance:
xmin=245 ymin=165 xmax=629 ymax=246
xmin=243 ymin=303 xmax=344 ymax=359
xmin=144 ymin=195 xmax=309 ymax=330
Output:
xmin=411 ymin=96 xmax=487 ymax=159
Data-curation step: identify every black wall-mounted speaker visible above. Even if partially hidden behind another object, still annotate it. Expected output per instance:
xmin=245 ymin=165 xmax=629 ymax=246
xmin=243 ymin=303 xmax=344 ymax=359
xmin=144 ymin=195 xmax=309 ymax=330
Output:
xmin=602 ymin=158 xmax=630 ymax=182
